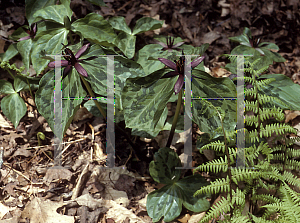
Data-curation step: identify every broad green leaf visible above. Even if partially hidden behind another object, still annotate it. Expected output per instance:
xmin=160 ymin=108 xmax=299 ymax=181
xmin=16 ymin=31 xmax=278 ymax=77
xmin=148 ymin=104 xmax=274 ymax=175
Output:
xmin=192 ymin=70 xmax=237 ymax=138
xmin=147 ymin=184 xmax=183 ymax=222
xmin=176 ymin=175 xmax=210 ymax=212
xmin=259 ymin=73 xmax=300 ymax=110
xmin=132 ymin=17 xmax=163 ymax=35
xmin=0 ymin=80 xmax=15 ymax=94
xmin=31 ymin=27 xmax=68 ymax=74
xmin=14 ymin=76 xmax=29 ymax=92
xmin=35 ymin=69 xmax=86 ymax=140
xmin=149 ymin=147 xmax=182 ymax=184
xmin=122 ymin=71 xmax=176 ymax=137
xmin=25 ymin=0 xmax=56 ymax=25
xmin=86 ymin=0 xmax=107 ymax=7
xmin=109 ymin=17 xmax=131 ymax=34
xmin=81 ymin=45 xmax=146 ymax=98
xmin=2 ymin=44 xmax=18 ymax=61
xmin=258 ymin=42 xmax=279 ymax=50
xmin=130 ymin=107 xmax=168 ymax=138
xmin=147 ymin=148 xmax=210 ymax=222
xmin=1 ymin=93 xmax=27 ymax=128
xmin=17 ymin=38 xmax=33 ymax=70
xmin=113 ymin=32 xmax=136 ymax=58
xmin=32 ymin=4 xmax=72 ymax=24
xmin=261 ymin=48 xmax=285 ymax=63
xmin=229 ymin=34 xmax=250 ymax=46
xmin=72 ymin=13 xmax=117 ymax=45
xmin=136 ymin=44 xmax=173 ymax=75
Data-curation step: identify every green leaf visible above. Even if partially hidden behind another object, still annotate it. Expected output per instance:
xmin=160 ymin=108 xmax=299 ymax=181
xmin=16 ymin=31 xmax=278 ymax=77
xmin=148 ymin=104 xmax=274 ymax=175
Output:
xmin=177 ymin=175 xmax=210 ymax=212
xmin=32 ymin=4 xmax=72 ymax=24
xmin=192 ymin=70 xmax=237 ymax=138
xmin=31 ymin=27 xmax=68 ymax=74
xmin=2 ymin=44 xmax=18 ymax=61
xmin=149 ymin=147 xmax=182 ymax=184
xmin=136 ymin=44 xmax=173 ymax=75
xmin=17 ymin=38 xmax=33 ymax=70
xmin=1 ymin=93 xmax=27 ymax=128
xmin=25 ymin=0 xmax=56 ymax=25
xmin=147 ymin=148 xmax=210 ymax=222
xmin=35 ymin=69 xmax=86 ymax=140
xmin=85 ymin=0 xmax=107 ymax=7
xmin=113 ymin=32 xmax=136 ymax=58
xmin=122 ymin=71 xmax=176 ymax=137
xmin=259 ymin=73 xmax=300 ymax=110
xmin=109 ymin=17 xmax=131 ymax=34
xmin=72 ymin=13 xmax=117 ymax=45
xmin=147 ymin=184 xmax=183 ymax=222
xmin=132 ymin=17 xmax=163 ymax=35
xmin=14 ymin=76 xmax=29 ymax=92
xmin=0 ymin=80 xmax=15 ymax=94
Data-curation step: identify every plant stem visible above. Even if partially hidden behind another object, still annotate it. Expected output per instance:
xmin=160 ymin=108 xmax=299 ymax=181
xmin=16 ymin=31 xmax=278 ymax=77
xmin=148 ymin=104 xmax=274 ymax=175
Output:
xmin=166 ymin=89 xmax=182 ymax=148
xmin=79 ymin=74 xmax=106 ymax=119
xmin=69 ymin=31 xmax=74 ymax=45
xmin=79 ymin=74 xmax=140 ymax=161
xmin=26 ymin=78 xmax=35 ymax=102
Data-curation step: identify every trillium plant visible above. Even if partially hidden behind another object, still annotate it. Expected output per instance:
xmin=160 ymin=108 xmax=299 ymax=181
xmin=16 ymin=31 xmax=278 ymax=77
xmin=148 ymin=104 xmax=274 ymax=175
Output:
xmin=1 ymin=0 xmax=299 ymax=222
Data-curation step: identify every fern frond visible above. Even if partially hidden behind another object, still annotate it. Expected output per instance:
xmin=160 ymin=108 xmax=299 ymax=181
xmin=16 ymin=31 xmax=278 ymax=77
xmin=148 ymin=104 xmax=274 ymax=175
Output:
xmin=194 ymin=176 xmax=230 ymax=196
xmin=194 ymin=156 xmax=228 ymax=173
xmin=198 ymin=141 xmax=225 ymax=153
xmin=199 ymin=195 xmax=232 ymax=223
xmin=245 ymin=100 xmax=258 ymax=113
xmin=231 ymin=168 xmax=262 ymax=185
xmin=282 ymin=171 xmax=300 ymax=188
xmin=231 ymin=188 xmax=246 ymax=206
xmin=260 ymin=123 xmax=296 ymax=138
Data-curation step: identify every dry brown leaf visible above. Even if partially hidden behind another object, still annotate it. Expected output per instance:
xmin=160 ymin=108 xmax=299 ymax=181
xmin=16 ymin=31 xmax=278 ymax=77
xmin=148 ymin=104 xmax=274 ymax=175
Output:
xmin=43 ymin=168 xmax=73 ymax=186
xmin=21 ymin=197 xmax=74 ymax=223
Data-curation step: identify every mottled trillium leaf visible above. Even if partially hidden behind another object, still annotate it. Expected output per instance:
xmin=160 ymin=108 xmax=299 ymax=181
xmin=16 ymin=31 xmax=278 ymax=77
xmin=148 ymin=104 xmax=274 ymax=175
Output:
xmin=72 ymin=13 xmax=117 ymax=46
xmin=1 ymin=44 xmax=18 ymax=62
xmin=147 ymin=147 xmax=210 ymax=222
xmin=113 ymin=32 xmax=136 ymax=59
xmin=122 ymin=69 xmax=177 ymax=138
xmin=1 ymin=93 xmax=27 ymax=128
xmin=31 ymin=26 xmax=68 ymax=74
xmin=32 ymin=4 xmax=72 ymax=24
xmin=35 ymin=69 xmax=86 ymax=140
xmin=25 ymin=0 xmax=56 ymax=25
xmin=108 ymin=16 xmax=132 ymax=34
xmin=259 ymin=73 xmax=300 ymax=110
xmin=192 ymin=70 xmax=237 ymax=139
xmin=132 ymin=17 xmax=163 ymax=35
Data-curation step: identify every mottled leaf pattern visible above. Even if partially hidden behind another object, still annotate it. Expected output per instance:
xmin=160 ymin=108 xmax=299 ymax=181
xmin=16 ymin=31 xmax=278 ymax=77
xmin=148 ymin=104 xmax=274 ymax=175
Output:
xmin=25 ymin=0 xmax=56 ymax=25
xmin=192 ymin=70 xmax=237 ymax=138
xmin=147 ymin=148 xmax=210 ymax=222
xmin=72 ymin=13 xmax=117 ymax=45
xmin=35 ymin=69 xmax=86 ymax=140
xmin=1 ymin=93 xmax=27 ymax=128
xmin=32 ymin=4 xmax=72 ymax=24
xmin=132 ymin=17 xmax=163 ymax=35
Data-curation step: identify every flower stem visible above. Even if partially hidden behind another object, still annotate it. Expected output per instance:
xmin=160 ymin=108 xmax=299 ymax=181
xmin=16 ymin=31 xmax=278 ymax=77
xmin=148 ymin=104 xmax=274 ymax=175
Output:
xmin=79 ymin=74 xmax=106 ymax=119
xmin=166 ymin=89 xmax=183 ymax=147
xmin=69 ymin=31 xmax=74 ymax=45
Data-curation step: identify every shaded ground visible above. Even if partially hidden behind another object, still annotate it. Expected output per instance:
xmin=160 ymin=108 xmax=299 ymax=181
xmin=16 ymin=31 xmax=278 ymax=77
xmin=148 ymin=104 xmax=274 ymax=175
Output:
xmin=1 ymin=0 xmax=300 ymax=222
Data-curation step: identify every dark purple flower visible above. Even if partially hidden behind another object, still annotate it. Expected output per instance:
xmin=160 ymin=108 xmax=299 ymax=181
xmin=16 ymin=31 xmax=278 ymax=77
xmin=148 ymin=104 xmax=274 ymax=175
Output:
xmin=156 ymin=37 xmax=184 ymax=52
xmin=158 ymin=53 xmax=205 ymax=94
xmin=48 ymin=43 xmax=97 ymax=78
xmin=18 ymin=23 xmax=37 ymax=41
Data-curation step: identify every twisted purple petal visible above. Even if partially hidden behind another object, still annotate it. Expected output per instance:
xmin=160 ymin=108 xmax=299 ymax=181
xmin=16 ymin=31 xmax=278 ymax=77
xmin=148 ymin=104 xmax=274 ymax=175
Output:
xmin=161 ymin=71 xmax=179 ymax=79
xmin=18 ymin=36 xmax=30 ymax=41
xmin=63 ymin=65 xmax=72 ymax=76
xmin=75 ymin=43 xmax=90 ymax=59
xmin=174 ymin=74 xmax=184 ymax=95
xmin=172 ymin=42 xmax=184 ymax=48
xmin=74 ymin=63 xmax=88 ymax=77
xmin=190 ymin=56 xmax=205 ymax=68
xmin=48 ymin=60 xmax=69 ymax=68
xmin=158 ymin=58 xmax=177 ymax=70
